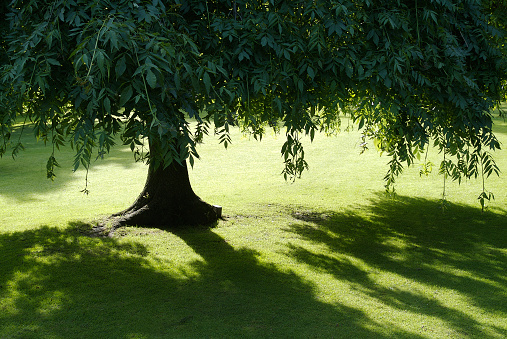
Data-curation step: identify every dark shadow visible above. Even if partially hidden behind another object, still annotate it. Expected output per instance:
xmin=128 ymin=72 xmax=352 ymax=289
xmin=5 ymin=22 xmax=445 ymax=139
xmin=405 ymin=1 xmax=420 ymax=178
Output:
xmin=283 ymin=193 xmax=507 ymax=338
xmin=0 ymin=222 xmax=424 ymax=338
xmin=0 ymin=126 xmax=141 ymax=202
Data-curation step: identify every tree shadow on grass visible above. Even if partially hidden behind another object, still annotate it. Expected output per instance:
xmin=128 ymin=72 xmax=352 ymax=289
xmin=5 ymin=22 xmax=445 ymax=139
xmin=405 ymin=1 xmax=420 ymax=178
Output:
xmin=0 ymin=222 xmax=424 ymax=338
xmin=283 ymin=194 xmax=507 ymax=338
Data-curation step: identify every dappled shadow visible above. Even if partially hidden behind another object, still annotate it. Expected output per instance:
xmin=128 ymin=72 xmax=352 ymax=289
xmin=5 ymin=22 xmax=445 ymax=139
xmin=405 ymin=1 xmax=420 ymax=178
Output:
xmin=2 ymin=194 xmax=505 ymax=337
xmin=283 ymin=194 xmax=507 ymax=338
xmin=0 ymin=222 xmax=424 ymax=338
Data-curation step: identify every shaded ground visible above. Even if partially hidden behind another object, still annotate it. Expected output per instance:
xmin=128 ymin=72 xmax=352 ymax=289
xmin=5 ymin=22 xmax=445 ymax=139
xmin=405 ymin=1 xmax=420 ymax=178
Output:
xmin=284 ymin=194 xmax=507 ymax=338
xmin=1 ymin=195 xmax=506 ymax=338
xmin=0 ymin=226 xmax=403 ymax=338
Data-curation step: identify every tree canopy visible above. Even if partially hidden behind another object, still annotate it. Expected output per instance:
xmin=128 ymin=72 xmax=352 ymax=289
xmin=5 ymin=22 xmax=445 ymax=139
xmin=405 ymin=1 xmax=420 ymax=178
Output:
xmin=1 ymin=0 xmax=506 ymax=213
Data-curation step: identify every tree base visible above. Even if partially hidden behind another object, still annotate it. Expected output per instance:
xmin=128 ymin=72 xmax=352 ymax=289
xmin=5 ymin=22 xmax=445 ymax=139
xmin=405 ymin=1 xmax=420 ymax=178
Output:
xmin=92 ymin=201 xmax=222 ymax=236
xmin=93 ymin=160 xmax=222 ymax=234
xmin=111 ymin=199 xmax=222 ymax=228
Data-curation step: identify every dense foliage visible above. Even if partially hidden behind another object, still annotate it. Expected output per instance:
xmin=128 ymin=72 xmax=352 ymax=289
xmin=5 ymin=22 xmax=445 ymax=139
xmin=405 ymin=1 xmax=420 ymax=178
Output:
xmin=1 ymin=0 xmax=505 ymax=206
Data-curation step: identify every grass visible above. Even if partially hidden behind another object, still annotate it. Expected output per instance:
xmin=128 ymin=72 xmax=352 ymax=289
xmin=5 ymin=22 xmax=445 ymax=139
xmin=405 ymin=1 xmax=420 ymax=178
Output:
xmin=1 ymin=112 xmax=506 ymax=338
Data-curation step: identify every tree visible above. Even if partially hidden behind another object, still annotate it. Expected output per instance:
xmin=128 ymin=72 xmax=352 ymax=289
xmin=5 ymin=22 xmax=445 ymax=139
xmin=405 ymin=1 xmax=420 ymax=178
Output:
xmin=485 ymin=0 xmax=507 ymax=101
xmin=1 ymin=0 xmax=505 ymax=229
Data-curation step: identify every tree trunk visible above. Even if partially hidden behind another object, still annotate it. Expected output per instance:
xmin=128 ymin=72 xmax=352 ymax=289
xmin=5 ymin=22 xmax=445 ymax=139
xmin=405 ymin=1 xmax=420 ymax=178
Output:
xmin=101 ymin=158 xmax=222 ymax=230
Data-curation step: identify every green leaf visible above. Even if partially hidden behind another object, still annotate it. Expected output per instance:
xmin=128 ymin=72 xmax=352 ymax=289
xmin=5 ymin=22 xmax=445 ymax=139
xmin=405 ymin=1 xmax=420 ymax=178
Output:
xmin=174 ymin=71 xmax=181 ymax=89
xmin=96 ymin=51 xmax=105 ymax=73
xmin=115 ymin=56 xmax=126 ymax=78
xmin=146 ymin=69 xmax=157 ymax=88
xmin=203 ymin=72 xmax=211 ymax=94
xmin=119 ymin=85 xmax=133 ymax=107
xmin=298 ymin=78 xmax=304 ymax=92
xmin=238 ymin=51 xmax=250 ymax=61
xmin=358 ymin=117 xmax=365 ymax=130
xmin=104 ymin=97 xmax=111 ymax=114
xmin=357 ymin=64 xmax=364 ymax=78
xmin=46 ymin=58 xmax=60 ymax=66
xmin=345 ymin=64 xmax=353 ymax=78
xmin=283 ymin=49 xmax=291 ymax=60
xmin=307 ymin=66 xmax=315 ymax=80
xmin=384 ymin=76 xmax=392 ymax=88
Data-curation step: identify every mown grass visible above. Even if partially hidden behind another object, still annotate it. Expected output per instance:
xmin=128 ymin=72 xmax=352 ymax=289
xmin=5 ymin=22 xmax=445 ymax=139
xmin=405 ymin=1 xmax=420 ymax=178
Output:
xmin=1 ymin=112 xmax=506 ymax=338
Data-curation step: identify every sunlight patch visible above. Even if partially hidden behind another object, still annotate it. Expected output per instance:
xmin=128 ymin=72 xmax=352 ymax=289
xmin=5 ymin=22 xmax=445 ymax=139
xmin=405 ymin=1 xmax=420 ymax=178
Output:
xmin=37 ymin=290 xmax=66 ymax=316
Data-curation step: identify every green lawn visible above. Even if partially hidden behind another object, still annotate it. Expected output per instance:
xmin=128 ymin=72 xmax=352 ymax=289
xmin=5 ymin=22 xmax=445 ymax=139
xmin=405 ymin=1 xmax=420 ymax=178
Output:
xmin=1 ymin=113 xmax=506 ymax=338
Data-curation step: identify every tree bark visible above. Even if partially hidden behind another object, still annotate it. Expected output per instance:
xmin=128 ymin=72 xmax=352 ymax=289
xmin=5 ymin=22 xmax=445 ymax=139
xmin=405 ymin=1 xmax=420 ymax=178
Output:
xmin=101 ymin=157 xmax=221 ymax=230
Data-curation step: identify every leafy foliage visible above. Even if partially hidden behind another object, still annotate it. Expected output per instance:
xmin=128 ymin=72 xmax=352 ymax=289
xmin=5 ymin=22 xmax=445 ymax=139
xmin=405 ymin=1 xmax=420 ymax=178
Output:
xmin=0 ymin=0 xmax=506 ymax=204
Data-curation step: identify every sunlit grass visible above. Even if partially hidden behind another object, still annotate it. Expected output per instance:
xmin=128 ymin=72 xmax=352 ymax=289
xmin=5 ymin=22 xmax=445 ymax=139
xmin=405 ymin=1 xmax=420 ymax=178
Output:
xmin=1 ymin=111 xmax=506 ymax=338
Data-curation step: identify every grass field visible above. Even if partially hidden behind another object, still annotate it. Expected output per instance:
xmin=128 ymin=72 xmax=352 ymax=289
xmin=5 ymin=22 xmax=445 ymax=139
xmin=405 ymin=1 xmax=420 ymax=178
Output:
xmin=1 ymin=112 xmax=506 ymax=338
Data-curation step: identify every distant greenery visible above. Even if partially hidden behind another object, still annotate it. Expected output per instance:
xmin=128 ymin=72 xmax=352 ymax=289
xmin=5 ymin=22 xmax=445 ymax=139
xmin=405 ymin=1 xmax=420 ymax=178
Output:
xmin=1 ymin=113 xmax=506 ymax=338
